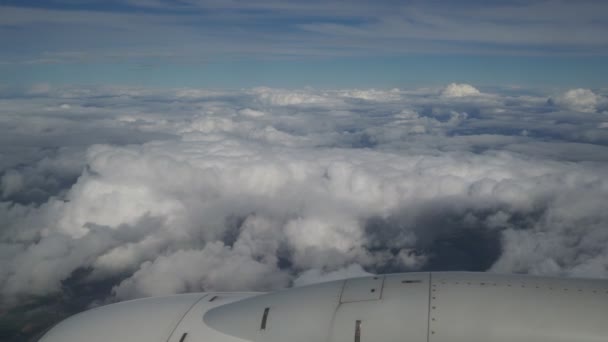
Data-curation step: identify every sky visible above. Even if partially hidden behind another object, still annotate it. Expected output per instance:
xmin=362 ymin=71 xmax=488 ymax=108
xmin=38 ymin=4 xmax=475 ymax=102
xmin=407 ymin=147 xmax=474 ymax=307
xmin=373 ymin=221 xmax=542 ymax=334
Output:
xmin=1 ymin=0 xmax=608 ymax=87
xmin=1 ymin=1 xmax=608 ymax=341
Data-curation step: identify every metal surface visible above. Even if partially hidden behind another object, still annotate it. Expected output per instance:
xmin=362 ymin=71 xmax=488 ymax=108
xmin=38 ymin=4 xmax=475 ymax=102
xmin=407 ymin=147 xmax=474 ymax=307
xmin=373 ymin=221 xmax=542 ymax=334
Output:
xmin=429 ymin=272 xmax=608 ymax=342
xmin=39 ymin=272 xmax=608 ymax=342
xmin=340 ymin=276 xmax=385 ymax=303
xmin=38 ymin=293 xmax=206 ymax=342
xmin=203 ymin=280 xmax=343 ymax=342
xmin=329 ymin=273 xmax=429 ymax=342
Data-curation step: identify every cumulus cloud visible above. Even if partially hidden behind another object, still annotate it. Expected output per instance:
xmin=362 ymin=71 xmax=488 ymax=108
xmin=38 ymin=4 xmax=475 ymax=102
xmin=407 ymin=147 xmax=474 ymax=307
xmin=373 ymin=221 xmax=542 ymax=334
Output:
xmin=441 ymin=83 xmax=481 ymax=98
xmin=556 ymin=88 xmax=602 ymax=113
xmin=113 ymin=242 xmax=290 ymax=299
xmin=1 ymin=84 xmax=608 ymax=310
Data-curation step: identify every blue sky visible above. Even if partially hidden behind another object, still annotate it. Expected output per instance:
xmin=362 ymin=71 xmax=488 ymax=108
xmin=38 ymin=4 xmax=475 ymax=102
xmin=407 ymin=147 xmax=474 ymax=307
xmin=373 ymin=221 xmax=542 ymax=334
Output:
xmin=1 ymin=0 xmax=608 ymax=88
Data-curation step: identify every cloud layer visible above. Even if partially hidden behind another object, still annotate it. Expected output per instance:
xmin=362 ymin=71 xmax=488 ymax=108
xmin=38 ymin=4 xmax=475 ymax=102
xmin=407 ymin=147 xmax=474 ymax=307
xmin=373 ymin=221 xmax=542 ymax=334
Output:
xmin=3 ymin=0 xmax=608 ymax=66
xmin=1 ymin=84 xmax=608 ymax=306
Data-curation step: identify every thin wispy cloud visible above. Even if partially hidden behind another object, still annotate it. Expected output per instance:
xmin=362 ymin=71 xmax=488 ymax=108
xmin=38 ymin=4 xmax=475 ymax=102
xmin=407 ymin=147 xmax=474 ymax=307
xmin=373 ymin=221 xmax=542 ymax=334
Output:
xmin=1 ymin=1 xmax=607 ymax=87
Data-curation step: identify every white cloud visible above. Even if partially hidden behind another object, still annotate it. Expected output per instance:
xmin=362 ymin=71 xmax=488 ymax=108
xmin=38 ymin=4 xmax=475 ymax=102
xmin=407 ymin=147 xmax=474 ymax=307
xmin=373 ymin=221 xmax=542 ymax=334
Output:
xmin=339 ymin=88 xmax=401 ymax=101
xmin=113 ymin=242 xmax=290 ymax=299
xmin=252 ymin=87 xmax=336 ymax=106
xmin=239 ymin=108 xmax=266 ymax=118
xmin=557 ymin=88 xmax=601 ymax=113
xmin=441 ymin=83 xmax=481 ymax=98
xmin=1 ymin=84 xmax=608 ymax=307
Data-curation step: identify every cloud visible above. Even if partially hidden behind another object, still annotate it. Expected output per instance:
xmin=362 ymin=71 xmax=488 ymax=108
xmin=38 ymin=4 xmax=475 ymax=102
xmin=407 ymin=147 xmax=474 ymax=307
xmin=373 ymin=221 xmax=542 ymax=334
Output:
xmin=251 ymin=87 xmax=337 ymax=106
xmin=113 ymin=242 xmax=290 ymax=300
xmin=556 ymin=88 xmax=602 ymax=113
xmin=3 ymin=0 xmax=608 ymax=72
xmin=26 ymin=83 xmax=52 ymax=96
xmin=441 ymin=83 xmax=481 ymax=98
xmin=238 ymin=108 xmax=266 ymax=118
xmin=1 ymin=170 xmax=24 ymax=198
xmin=492 ymin=185 xmax=608 ymax=278
xmin=339 ymin=88 xmax=402 ymax=101
xmin=1 ymin=84 xmax=608 ymax=309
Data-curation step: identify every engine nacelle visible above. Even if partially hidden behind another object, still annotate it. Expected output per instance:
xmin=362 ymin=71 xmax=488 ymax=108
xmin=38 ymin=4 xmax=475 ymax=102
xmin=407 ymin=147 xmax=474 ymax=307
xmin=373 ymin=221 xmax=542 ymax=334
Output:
xmin=39 ymin=272 xmax=608 ymax=342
